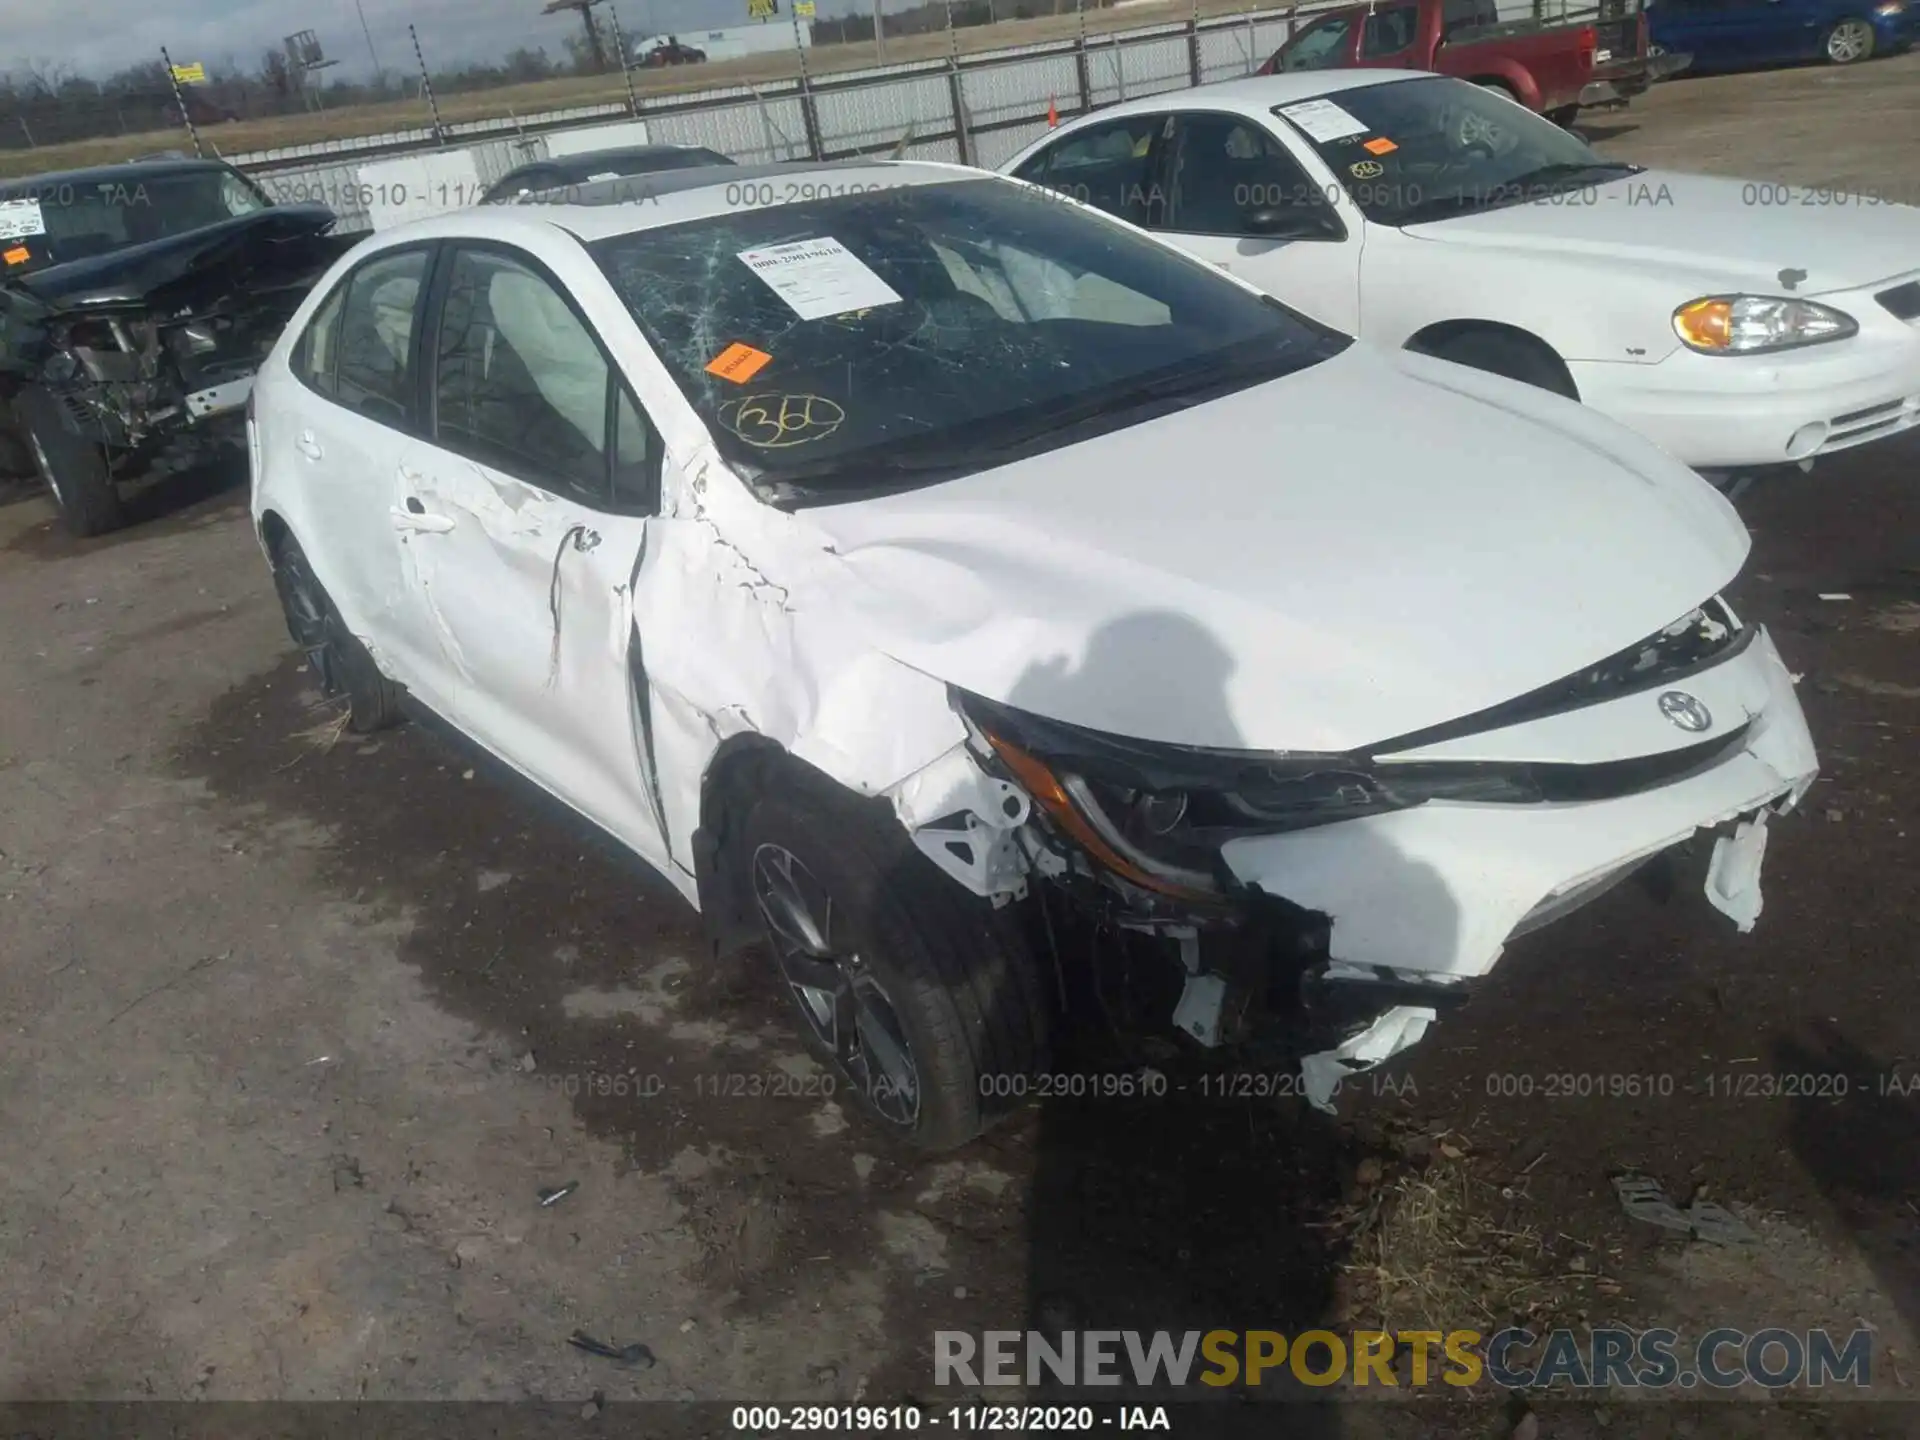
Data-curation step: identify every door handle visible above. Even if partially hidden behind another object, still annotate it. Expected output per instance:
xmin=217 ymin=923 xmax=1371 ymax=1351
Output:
xmin=296 ymin=431 xmax=323 ymax=460
xmin=390 ymin=505 xmax=455 ymax=534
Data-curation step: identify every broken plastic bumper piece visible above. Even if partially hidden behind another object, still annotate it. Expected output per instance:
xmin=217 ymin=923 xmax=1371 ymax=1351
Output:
xmin=1220 ymin=625 xmax=1816 ymax=1105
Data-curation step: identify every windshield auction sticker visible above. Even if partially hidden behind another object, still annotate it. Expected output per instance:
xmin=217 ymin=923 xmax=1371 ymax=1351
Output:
xmin=0 ymin=198 xmax=47 ymax=241
xmin=737 ymin=237 xmax=904 ymax=321
xmin=1275 ymin=98 xmax=1370 ymax=143
xmin=705 ymin=341 xmax=774 ymax=384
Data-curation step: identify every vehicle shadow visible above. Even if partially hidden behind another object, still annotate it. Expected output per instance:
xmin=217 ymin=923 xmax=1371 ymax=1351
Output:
xmin=1773 ymin=1024 xmax=1920 ymax=1341
xmin=992 ymin=610 xmax=1463 ymax=1424
xmin=1573 ymin=119 xmax=1641 ymax=143
xmin=0 ymin=452 xmax=248 ymax=559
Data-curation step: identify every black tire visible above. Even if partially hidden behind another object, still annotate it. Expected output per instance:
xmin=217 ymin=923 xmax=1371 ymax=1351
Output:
xmin=1544 ymin=104 xmax=1580 ymax=127
xmin=16 ymin=386 xmax=125 ymax=537
xmin=269 ymin=532 xmax=406 ymax=733
xmin=1425 ymin=329 xmax=1580 ymax=401
xmin=740 ymin=765 xmax=1049 ymax=1152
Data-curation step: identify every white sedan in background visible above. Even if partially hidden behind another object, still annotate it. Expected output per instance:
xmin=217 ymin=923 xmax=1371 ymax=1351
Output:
xmin=250 ymin=160 xmax=1815 ymax=1151
xmin=1003 ymin=72 xmax=1920 ymax=482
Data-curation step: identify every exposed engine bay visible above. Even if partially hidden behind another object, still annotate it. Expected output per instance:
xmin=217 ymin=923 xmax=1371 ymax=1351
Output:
xmin=0 ymin=203 xmax=352 ymax=487
xmin=888 ymin=599 xmax=1814 ymax=1111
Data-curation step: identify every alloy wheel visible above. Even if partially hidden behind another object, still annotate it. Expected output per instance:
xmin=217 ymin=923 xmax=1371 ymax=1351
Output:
xmin=275 ymin=548 xmax=339 ymax=694
xmin=1827 ymin=19 xmax=1872 ymax=61
xmin=751 ymin=842 xmax=922 ymax=1128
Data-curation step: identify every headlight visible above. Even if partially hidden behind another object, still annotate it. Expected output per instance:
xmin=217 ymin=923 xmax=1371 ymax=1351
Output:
xmin=955 ymin=693 xmax=1538 ymax=904
xmin=1672 ymin=294 xmax=1857 ymax=355
xmin=1873 ymin=2 xmax=1904 ymax=14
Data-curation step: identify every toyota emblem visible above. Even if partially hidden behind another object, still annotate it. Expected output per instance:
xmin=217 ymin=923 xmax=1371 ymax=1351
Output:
xmin=1658 ymin=690 xmax=1712 ymax=733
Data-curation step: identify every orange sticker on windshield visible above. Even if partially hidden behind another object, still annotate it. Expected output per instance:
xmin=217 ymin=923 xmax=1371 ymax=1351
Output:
xmin=705 ymin=341 xmax=773 ymax=384
xmin=3 ymin=246 xmax=28 ymax=265
xmin=1362 ymin=136 xmax=1399 ymax=155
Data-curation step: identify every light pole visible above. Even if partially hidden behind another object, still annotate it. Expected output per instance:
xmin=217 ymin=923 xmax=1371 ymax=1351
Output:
xmin=355 ymin=0 xmax=384 ymax=76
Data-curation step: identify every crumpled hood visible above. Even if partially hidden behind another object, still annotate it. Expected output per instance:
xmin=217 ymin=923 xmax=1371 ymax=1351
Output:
xmin=803 ymin=343 xmax=1750 ymax=754
xmin=9 ymin=204 xmax=341 ymax=312
xmin=1407 ymin=170 xmax=1920 ymax=296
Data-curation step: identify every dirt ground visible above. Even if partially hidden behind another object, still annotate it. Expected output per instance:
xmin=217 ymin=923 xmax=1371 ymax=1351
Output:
xmin=2 ymin=54 xmax=1919 ymax=1439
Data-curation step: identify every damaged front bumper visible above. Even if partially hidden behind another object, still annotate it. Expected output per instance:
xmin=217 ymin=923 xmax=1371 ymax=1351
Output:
xmin=897 ymin=618 xmax=1817 ymax=1111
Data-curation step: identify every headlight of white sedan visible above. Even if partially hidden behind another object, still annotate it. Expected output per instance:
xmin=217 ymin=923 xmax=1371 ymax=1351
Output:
xmin=1672 ymin=294 xmax=1858 ymax=355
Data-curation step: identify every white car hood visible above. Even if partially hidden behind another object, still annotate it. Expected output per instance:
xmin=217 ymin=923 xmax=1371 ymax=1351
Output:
xmin=1407 ymin=169 xmax=1920 ymax=296
xmin=803 ymin=343 xmax=1750 ymax=754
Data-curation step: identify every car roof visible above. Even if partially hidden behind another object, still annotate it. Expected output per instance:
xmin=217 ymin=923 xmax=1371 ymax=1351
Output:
xmin=0 ymin=157 xmax=237 ymax=192
xmin=511 ymin=144 xmax=728 ymax=180
xmin=1071 ymin=69 xmax=1428 ymax=123
xmin=495 ymin=159 xmax=987 ymax=241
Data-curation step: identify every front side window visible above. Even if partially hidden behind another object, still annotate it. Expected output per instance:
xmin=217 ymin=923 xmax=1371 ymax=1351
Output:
xmin=592 ymin=178 xmax=1347 ymax=506
xmin=432 ymin=247 xmax=615 ymax=504
xmin=1014 ymin=115 xmax=1167 ymax=226
xmin=1166 ymin=115 xmax=1338 ymax=238
xmin=334 ymin=249 xmax=429 ymax=426
xmin=1276 ymin=15 xmax=1356 ymax=71
xmin=292 ymin=285 xmax=348 ymax=398
xmin=1272 ymin=75 xmax=1642 ymax=226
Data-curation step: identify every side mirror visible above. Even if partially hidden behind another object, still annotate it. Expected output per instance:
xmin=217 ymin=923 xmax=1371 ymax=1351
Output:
xmin=1242 ymin=205 xmax=1338 ymax=240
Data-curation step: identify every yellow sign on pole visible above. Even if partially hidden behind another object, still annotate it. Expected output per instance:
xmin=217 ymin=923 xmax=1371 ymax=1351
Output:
xmin=748 ymin=0 xmax=776 ymax=17
xmin=795 ymin=1 xmax=815 ymax=15
xmin=170 ymin=61 xmax=206 ymax=84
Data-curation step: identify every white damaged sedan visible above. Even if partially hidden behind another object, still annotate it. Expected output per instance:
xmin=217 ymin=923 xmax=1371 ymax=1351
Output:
xmin=248 ymin=160 xmax=1818 ymax=1150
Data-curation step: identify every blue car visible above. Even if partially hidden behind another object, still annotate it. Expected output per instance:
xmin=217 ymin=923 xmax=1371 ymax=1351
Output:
xmin=1648 ymin=0 xmax=1917 ymax=68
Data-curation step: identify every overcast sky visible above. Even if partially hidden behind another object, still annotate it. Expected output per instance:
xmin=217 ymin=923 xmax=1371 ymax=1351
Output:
xmin=0 ymin=0 xmax=883 ymax=82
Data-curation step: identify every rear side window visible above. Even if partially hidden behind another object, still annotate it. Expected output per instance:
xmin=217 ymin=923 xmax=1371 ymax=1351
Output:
xmin=331 ymin=249 xmax=429 ymax=425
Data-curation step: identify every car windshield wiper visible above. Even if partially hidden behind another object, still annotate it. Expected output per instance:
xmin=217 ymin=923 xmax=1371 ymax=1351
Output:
xmin=1396 ymin=159 xmax=1643 ymax=224
xmin=1498 ymin=160 xmax=1643 ymax=193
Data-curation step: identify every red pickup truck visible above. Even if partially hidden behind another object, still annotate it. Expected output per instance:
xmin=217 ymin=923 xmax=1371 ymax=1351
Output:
xmin=1258 ymin=0 xmax=1659 ymax=124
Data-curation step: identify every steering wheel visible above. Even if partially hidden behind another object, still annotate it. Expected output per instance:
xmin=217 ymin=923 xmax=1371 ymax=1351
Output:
xmin=1456 ymin=108 xmax=1503 ymax=159
xmin=920 ymin=289 xmax=1006 ymax=339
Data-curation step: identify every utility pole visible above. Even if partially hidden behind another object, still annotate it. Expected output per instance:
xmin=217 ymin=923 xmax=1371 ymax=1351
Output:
xmin=544 ymin=0 xmax=610 ymax=71
xmin=355 ymin=0 xmax=384 ymax=76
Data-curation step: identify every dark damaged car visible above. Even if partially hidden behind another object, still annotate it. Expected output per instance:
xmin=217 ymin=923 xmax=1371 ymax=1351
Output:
xmin=0 ymin=159 xmax=353 ymax=536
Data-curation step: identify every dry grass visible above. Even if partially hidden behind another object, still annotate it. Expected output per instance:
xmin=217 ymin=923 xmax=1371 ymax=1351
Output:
xmin=1329 ymin=1133 xmax=1605 ymax=1337
xmin=0 ymin=0 xmax=1287 ymax=179
xmin=277 ymin=703 xmax=352 ymax=770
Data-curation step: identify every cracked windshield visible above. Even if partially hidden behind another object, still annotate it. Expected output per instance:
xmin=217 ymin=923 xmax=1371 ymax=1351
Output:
xmin=591 ymin=177 xmax=1346 ymax=501
xmin=1276 ymin=75 xmax=1643 ymax=226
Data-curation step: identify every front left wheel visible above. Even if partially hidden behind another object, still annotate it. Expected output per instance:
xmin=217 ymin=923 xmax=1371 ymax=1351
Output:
xmin=17 ymin=386 xmax=124 ymax=538
xmin=740 ymin=766 xmax=1049 ymax=1153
